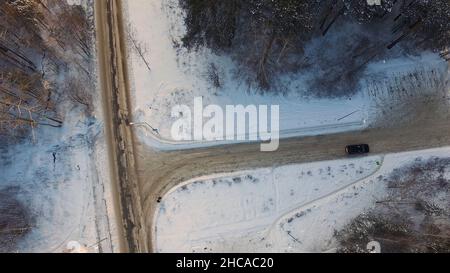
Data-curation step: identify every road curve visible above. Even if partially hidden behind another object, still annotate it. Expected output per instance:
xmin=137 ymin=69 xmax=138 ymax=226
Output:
xmin=95 ymin=0 xmax=450 ymax=252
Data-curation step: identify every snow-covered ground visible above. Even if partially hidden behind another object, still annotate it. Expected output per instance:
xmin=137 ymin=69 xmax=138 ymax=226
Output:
xmin=0 ymin=101 xmax=119 ymax=253
xmin=123 ymin=0 xmax=448 ymax=150
xmin=154 ymin=147 xmax=450 ymax=253
xmin=0 ymin=104 xmax=117 ymax=253
xmin=124 ymin=0 xmax=366 ymax=148
xmin=0 ymin=1 xmax=119 ymax=253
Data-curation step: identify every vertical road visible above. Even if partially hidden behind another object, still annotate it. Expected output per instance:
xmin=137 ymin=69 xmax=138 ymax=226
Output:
xmin=95 ymin=0 xmax=148 ymax=253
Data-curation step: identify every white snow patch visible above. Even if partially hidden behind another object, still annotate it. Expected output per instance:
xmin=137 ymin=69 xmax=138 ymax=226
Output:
xmin=124 ymin=0 xmax=368 ymax=150
xmin=155 ymin=155 xmax=382 ymax=252
xmin=154 ymin=147 xmax=450 ymax=253
xmin=124 ymin=0 xmax=447 ymax=151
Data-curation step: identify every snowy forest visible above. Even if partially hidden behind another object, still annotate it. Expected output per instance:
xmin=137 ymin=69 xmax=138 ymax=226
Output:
xmin=0 ymin=0 xmax=97 ymax=252
xmin=0 ymin=0 xmax=93 ymax=140
xmin=180 ymin=0 xmax=450 ymax=92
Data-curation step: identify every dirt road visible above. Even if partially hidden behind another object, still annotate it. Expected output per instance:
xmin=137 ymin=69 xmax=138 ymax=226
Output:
xmin=95 ymin=0 xmax=147 ymax=253
xmin=95 ymin=0 xmax=450 ymax=252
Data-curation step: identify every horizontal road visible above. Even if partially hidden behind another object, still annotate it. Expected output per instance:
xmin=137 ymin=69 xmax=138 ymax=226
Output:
xmin=96 ymin=0 xmax=450 ymax=252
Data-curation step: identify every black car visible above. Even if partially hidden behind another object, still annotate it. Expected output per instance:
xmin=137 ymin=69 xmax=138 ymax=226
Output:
xmin=346 ymin=144 xmax=370 ymax=155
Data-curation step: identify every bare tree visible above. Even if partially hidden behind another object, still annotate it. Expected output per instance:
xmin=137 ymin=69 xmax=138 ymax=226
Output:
xmin=66 ymin=77 xmax=93 ymax=114
xmin=0 ymin=0 xmax=93 ymax=138
xmin=128 ymin=24 xmax=151 ymax=72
